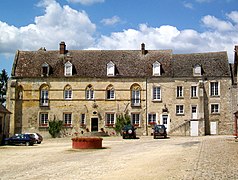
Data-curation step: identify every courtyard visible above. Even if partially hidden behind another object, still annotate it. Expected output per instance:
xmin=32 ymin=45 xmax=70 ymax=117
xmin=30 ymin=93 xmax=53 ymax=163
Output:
xmin=0 ymin=135 xmax=238 ymax=180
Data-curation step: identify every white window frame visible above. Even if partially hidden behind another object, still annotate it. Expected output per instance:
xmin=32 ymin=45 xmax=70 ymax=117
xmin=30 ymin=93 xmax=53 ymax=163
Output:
xmin=153 ymin=61 xmax=161 ymax=76
xmin=176 ymin=105 xmax=184 ymax=115
xmin=107 ymin=61 xmax=115 ymax=76
xmin=148 ymin=113 xmax=156 ymax=124
xmin=105 ymin=113 xmax=115 ymax=125
xmin=40 ymin=89 xmax=49 ymax=106
xmin=64 ymin=61 xmax=72 ymax=76
xmin=211 ymin=104 xmax=219 ymax=114
xmin=152 ymin=86 xmax=161 ymax=101
xmin=64 ymin=113 xmax=72 ymax=125
xmin=106 ymin=85 xmax=115 ymax=100
xmin=64 ymin=89 xmax=72 ymax=100
xmin=191 ymin=86 xmax=197 ymax=98
xmin=131 ymin=89 xmax=140 ymax=106
xmin=86 ymin=86 xmax=94 ymax=100
xmin=210 ymin=82 xmax=219 ymax=96
xmin=41 ymin=62 xmax=49 ymax=77
xmin=177 ymin=86 xmax=183 ymax=98
xmin=194 ymin=64 xmax=201 ymax=76
xmin=80 ymin=114 xmax=86 ymax=125
xmin=131 ymin=113 xmax=140 ymax=126
xmin=40 ymin=113 xmax=48 ymax=125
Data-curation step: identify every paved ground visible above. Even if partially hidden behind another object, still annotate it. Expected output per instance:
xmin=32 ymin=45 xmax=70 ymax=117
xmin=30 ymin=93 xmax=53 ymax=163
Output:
xmin=0 ymin=135 xmax=238 ymax=180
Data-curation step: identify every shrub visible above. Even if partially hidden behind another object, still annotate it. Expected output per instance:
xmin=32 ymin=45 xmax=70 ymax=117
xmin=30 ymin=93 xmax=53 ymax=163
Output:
xmin=49 ymin=119 xmax=63 ymax=138
xmin=114 ymin=113 xmax=131 ymax=135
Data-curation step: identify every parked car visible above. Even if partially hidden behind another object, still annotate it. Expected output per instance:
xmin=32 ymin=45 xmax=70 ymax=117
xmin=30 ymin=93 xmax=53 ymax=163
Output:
xmin=153 ymin=125 xmax=167 ymax=139
xmin=4 ymin=134 xmax=36 ymax=146
xmin=25 ymin=133 xmax=43 ymax=144
xmin=122 ymin=125 xmax=137 ymax=139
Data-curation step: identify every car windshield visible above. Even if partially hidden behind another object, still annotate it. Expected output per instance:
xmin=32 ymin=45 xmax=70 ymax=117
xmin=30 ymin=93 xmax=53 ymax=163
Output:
xmin=155 ymin=125 xmax=164 ymax=130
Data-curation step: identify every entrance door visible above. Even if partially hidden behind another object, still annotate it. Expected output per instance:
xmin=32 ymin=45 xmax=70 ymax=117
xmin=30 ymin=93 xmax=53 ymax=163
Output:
xmin=91 ymin=118 xmax=98 ymax=132
xmin=190 ymin=121 xmax=199 ymax=136
xmin=210 ymin=121 xmax=217 ymax=135
xmin=161 ymin=115 xmax=170 ymax=132
xmin=191 ymin=105 xmax=198 ymax=119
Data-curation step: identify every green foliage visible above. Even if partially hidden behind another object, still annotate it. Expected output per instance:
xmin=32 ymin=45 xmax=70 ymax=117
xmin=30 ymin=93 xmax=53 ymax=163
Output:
xmin=0 ymin=69 xmax=8 ymax=105
xmin=49 ymin=119 xmax=63 ymax=138
xmin=114 ymin=112 xmax=131 ymax=135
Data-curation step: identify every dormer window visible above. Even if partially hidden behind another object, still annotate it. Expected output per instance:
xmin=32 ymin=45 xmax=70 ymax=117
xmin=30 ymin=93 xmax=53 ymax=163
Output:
xmin=153 ymin=61 xmax=161 ymax=76
xmin=194 ymin=64 xmax=201 ymax=76
xmin=64 ymin=61 xmax=72 ymax=76
xmin=41 ymin=62 xmax=49 ymax=77
xmin=107 ymin=61 xmax=115 ymax=76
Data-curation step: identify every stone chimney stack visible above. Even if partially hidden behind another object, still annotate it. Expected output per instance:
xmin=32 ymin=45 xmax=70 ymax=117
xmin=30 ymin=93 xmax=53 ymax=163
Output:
xmin=60 ymin=41 xmax=66 ymax=54
xmin=141 ymin=43 xmax=146 ymax=55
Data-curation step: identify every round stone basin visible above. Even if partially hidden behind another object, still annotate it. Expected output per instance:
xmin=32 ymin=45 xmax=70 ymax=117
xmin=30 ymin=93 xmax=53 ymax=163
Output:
xmin=71 ymin=137 xmax=103 ymax=149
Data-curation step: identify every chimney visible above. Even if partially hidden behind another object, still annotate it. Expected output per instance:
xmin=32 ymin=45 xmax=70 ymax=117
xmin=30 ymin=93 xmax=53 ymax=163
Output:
xmin=141 ymin=43 xmax=146 ymax=55
xmin=60 ymin=41 xmax=66 ymax=54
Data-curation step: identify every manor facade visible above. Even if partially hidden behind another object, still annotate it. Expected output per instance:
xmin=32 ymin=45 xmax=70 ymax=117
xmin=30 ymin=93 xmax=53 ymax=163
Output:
xmin=6 ymin=42 xmax=235 ymax=137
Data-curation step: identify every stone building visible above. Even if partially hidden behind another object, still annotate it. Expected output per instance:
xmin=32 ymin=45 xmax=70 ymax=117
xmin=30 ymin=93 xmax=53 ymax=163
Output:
xmin=0 ymin=104 xmax=11 ymax=144
xmin=6 ymin=42 xmax=235 ymax=137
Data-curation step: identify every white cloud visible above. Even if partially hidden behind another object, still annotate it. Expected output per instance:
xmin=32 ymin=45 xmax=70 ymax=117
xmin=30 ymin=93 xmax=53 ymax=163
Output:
xmin=0 ymin=0 xmax=96 ymax=53
xmin=196 ymin=0 xmax=213 ymax=3
xmin=201 ymin=15 xmax=234 ymax=31
xmin=67 ymin=0 xmax=104 ymax=5
xmin=101 ymin=16 xmax=121 ymax=26
xmin=183 ymin=2 xmax=193 ymax=9
xmin=227 ymin=11 xmax=238 ymax=24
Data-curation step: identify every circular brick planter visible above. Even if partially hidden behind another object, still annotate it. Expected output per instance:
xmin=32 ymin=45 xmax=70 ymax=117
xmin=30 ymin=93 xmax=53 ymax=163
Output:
xmin=71 ymin=137 xmax=103 ymax=149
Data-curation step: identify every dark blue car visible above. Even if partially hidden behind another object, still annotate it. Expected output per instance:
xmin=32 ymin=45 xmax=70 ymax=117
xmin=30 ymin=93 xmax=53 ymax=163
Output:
xmin=4 ymin=134 xmax=36 ymax=146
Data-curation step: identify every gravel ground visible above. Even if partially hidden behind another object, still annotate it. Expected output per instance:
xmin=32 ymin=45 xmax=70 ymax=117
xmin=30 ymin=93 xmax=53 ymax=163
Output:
xmin=0 ymin=135 xmax=237 ymax=180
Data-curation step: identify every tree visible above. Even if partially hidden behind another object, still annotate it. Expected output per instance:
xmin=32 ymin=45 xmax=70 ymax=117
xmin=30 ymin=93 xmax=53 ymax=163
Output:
xmin=0 ymin=69 xmax=8 ymax=105
xmin=114 ymin=112 xmax=131 ymax=135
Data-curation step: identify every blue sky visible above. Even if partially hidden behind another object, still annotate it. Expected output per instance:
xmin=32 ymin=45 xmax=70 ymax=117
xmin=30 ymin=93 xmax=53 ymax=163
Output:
xmin=0 ymin=0 xmax=238 ymax=76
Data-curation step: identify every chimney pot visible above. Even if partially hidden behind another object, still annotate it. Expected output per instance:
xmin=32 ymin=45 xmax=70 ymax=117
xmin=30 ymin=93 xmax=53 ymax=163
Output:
xmin=141 ymin=43 xmax=146 ymax=55
xmin=60 ymin=41 xmax=66 ymax=54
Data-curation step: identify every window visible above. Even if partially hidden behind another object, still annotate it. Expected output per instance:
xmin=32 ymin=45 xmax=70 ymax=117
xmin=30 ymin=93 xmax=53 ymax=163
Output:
xmin=131 ymin=113 xmax=140 ymax=126
xmin=176 ymin=105 xmax=184 ymax=115
xmin=153 ymin=86 xmax=161 ymax=101
xmin=211 ymin=104 xmax=219 ymax=114
xmin=64 ymin=85 xmax=72 ymax=100
xmin=86 ymin=85 xmax=94 ymax=100
xmin=191 ymin=86 xmax=197 ymax=98
xmin=41 ymin=62 xmax=49 ymax=77
xmin=177 ymin=86 xmax=183 ymax=98
xmin=106 ymin=85 xmax=115 ymax=100
xmin=148 ymin=113 xmax=156 ymax=124
xmin=80 ymin=114 xmax=86 ymax=127
xmin=64 ymin=113 xmax=72 ymax=126
xmin=64 ymin=61 xmax=72 ymax=76
xmin=153 ymin=61 xmax=161 ymax=76
xmin=131 ymin=84 xmax=141 ymax=106
xmin=40 ymin=113 xmax=48 ymax=126
xmin=40 ymin=85 xmax=49 ymax=106
xmin=106 ymin=113 xmax=115 ymax=126
xmin=210 ymin=82 xmax=219 ymax=96
xmin=107 ymin=61 xmax=115 ymax=76
xmin=194 ymin=64 xmax=201 ymax=76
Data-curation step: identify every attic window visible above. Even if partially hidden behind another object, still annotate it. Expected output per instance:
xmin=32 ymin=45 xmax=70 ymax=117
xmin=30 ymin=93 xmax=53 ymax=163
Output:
xmin=194 ymin=64 xmax=201 ymax=76
xmin=64 ymin=61 xmax=72 ymax=76
xmin=153 ymin=61 xmax=161 ymax=76
xmin=41 ymin=62 xmax=49 ymax=77
xmin=107 ymin=61 xmax=115 ymax=76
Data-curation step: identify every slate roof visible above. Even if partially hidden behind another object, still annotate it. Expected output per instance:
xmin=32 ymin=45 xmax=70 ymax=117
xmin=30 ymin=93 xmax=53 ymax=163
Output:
xmin=172 ymin=52 xmax=231 ymax=77
xmin=11 ymin=44 xmax=231 ymax=78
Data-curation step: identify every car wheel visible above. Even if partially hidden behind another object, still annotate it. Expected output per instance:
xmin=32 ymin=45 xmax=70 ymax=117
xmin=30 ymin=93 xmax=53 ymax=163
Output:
xmin=154 ymin=135 xmax=156 ymax=139
xmin=122 ymin=136 xmax=125 ymax=139
xmin=37 ymin=141 xmax=41 ymax=144
xmin=25 ymin=142 xmax=30 ymax=146
xmin=164 ymin=135 xmax=167 ymax=138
